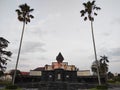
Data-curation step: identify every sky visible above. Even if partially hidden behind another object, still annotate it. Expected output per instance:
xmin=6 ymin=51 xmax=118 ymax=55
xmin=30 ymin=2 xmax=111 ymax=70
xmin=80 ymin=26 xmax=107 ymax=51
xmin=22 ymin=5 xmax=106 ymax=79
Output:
xmin=0 ymin=0 xmax=120 ymax=73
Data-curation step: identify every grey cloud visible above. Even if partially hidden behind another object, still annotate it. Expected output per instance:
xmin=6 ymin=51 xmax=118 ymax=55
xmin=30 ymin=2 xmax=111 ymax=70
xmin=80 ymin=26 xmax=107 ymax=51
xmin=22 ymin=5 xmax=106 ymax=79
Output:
xmin=110 ymin=60 xmax=120 ymax=63
xmin=12 ymin=41 xmax=46 ymax=54
xmin=28 ymin=25 xmax=43 ymax=36
xmin=109 ymin=48 xmax=120 ymax=57
xmin=21 ymin=41 xmax=46 ymax=54
xmin=12 ymin=41 xmax=46 ymax=55
xmin=36 ymin=56 xmax=48 ymax=61
xmin=98 ymin=47 xmax=120 ymax=57
xmin=103 ymin=47 xmax=120 ymax=63
xmin=19 ymin=55 xmax=48 ymax=62
xmin=97 ymin=47 xmax=120 ymax=63
xmin=18 ymin=64 xmax=30 ymax=68
xmin=111 ymin=18 xmax=120 ymax=25
xmin=102 ymin=32 xmax=110 ymax=36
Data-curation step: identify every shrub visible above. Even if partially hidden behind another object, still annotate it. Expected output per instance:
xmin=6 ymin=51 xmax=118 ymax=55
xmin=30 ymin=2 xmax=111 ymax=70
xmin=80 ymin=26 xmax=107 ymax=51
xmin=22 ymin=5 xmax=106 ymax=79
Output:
xmin=107 ymin=79 xmax=115 ymax=83
xmin=5 ymin=84 xmax=18 ymax=89
xmin=0 ymin=81 xmax=12 ymax=86
xmin=96 ymin=85 xmax=108 ymax=90
xmin=114 ymin=76 xmax=120 ymax=82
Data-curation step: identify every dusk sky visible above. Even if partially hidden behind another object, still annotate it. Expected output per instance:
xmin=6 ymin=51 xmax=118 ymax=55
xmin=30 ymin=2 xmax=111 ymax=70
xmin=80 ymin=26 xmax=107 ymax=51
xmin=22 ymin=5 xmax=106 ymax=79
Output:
xmin=0 ymin=0 xmax=120 ymax=73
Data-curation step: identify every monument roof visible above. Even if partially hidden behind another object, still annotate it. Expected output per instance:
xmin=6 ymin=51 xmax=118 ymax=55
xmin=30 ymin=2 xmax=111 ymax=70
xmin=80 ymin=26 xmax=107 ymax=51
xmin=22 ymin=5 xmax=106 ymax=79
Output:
xmin=56 ymin=52 xmax=64 ymax=63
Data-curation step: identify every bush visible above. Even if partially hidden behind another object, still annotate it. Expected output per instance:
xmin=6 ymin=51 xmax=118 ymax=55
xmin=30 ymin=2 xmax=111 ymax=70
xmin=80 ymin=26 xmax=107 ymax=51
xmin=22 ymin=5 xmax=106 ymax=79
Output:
xmin=114 ymin=76 xmax=120 ymax=82
xmin=5 ymin=84 xmax=18 ymax=89
xmin=96 ymin=85 xmax=108 ymax=90
xmin=0 ymin=81 xmax=12 ymax=85
xmin=107 ymin=79 xmax=115 ymax=83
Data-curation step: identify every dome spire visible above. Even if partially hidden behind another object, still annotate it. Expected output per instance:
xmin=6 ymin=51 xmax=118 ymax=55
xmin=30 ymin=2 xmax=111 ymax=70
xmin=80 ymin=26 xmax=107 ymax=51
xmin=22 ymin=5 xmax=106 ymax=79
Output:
xmin=56 ymin=52 xmax=64 ymax=63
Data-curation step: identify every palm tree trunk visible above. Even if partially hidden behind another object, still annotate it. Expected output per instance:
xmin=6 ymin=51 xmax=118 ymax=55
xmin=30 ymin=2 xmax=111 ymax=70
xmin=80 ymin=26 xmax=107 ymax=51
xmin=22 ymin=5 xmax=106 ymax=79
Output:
xmin=12 ymin=21 xmax=26 ymax=85
xmin=91 ymin=21 xmax=101 ymax=85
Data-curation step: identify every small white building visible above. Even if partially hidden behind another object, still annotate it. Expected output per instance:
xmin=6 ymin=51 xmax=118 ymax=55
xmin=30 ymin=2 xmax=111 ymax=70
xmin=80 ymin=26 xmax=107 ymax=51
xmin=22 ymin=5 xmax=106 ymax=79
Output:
xmin=29 ymin=67 xmax=44 ymax=76
xmin=77 ymin=70 xmax=91 ymax=76
xmin=30 ymin=71 xmax=42 ymax=76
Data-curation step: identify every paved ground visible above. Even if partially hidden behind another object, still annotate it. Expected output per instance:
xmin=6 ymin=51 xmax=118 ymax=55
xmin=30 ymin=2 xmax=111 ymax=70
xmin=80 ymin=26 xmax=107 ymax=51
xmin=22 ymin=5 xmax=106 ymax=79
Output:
xmin=1 ymin=86 xmax=120 ymax=90
xmin=77 ymin=88 xmax=120 ymax=90
xmin=20 ymin=87 xmax=120 ymax=90
xmin=0 ymin=87 xmax=4 ymax=89
xmin=108 ymin=88 xmax=120 ymax=90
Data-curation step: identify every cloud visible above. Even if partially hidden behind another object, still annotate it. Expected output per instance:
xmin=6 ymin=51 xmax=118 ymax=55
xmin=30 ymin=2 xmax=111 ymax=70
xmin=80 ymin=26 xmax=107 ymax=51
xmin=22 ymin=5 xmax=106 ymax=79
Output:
xmin=12 ymin=41 xmax=46 ymax=56
xmin=97 ymin=47 xmax=120 ymax=62
xmin=18 ymin=64 xmax=30 ymax=68
xmin=36 ymin=56 xmax=48 ymax=61
xmin=111 ymin=18 xmax=120 ymax=25
xmin=21 ymin=41 xmax=46 ymax=54
xmin=26 ymin=12 xmax=62 ymax=38
xmin=109 ymin=48 xmax=120 ymax=56
xmin=103 ymin=47 xmax=120 ymax=63
xmin=111 ymin=60 xmax=120 ymax=63
xmin=102 ymin=32 xmax=110 ymax=37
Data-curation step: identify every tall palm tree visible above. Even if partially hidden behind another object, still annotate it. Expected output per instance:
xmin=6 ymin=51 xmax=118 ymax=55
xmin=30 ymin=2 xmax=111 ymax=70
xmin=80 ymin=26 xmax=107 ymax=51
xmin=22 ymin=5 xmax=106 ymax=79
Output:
xmin=100 ymin=55 xmax=109 ymax=75
xmin=80 ymin=0 xmax=101 ymax=85
xmin=12 ymin=3 xmax=34 ymax=85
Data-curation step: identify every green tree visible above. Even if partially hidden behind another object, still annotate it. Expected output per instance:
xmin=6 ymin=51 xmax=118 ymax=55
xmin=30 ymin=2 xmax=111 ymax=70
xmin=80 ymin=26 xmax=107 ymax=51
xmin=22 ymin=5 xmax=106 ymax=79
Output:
xmin=10 ymin=69 xmax=21 ymax=78
xmin=0 ymin=37 xmax=12 ymax=71
xmin=107 ymin=72 xmax=114 ymax=80
xmin=13 ymin=3 xmax=34 ymax=85
xmin=91 ymin=55 xmax=109 ymax=75
xmin=80 ymin=0 xmax=101 ymax=85
xmin=99 ymin=55 xmax=109 ymax=75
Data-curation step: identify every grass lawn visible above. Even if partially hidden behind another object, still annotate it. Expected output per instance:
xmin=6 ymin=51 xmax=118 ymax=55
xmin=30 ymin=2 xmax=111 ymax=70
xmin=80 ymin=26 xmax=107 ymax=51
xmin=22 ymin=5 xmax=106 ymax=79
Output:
xmin=1 ymin=88 xmax=22 ymax=90
xmin=89 ymin=88 xmax=98 ymax=90
xmin=90 ymin=88 xmax=107 ymax=90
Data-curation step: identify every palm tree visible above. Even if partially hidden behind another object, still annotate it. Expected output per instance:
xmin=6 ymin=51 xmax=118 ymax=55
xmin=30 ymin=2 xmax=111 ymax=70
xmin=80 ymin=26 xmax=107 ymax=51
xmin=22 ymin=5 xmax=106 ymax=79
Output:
xmin=12 ymin=3 xmax=34 ymax=85
xmin=80 ymin=0 xmax=101 ymax=85
xmin=100 ymin=55 xmax=109 ymax=75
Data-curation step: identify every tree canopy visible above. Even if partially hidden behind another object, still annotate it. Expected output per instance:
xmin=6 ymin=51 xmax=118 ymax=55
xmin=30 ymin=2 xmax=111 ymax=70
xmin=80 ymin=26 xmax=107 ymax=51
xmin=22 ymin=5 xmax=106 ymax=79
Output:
xmin=16 ymin=3 xmax=34 ymax=24
xmin=0 ymin=37 xmax=12 ymax=71
xmin=80 ymin=0 xmax=101 ymax=21
xmin=91 ymin=55 xmax=109 ymax=75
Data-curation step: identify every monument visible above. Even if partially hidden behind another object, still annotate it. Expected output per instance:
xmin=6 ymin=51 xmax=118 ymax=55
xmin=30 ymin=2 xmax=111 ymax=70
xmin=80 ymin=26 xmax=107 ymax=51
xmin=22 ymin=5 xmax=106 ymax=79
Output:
xmin=41 ymin=52 xmax=77 ymax=82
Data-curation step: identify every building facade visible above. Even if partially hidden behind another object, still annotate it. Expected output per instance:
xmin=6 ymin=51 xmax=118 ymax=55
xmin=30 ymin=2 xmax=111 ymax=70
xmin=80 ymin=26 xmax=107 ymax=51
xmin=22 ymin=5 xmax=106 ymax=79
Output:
xmin=30 ymin=52 xmax=78 ymax=82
